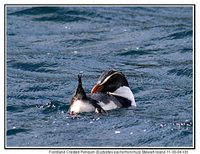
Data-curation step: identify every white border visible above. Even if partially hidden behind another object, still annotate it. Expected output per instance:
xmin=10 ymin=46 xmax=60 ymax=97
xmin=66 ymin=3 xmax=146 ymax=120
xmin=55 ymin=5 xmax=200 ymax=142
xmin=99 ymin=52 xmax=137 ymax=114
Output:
xmin=1 ymin=1 xmax=197 ymax=153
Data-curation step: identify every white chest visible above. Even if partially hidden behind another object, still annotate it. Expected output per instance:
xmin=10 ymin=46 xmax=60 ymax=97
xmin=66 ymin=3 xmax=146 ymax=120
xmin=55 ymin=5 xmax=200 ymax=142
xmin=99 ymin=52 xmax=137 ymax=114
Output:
xmin=70 ymin=100 xmax=96 ymax=113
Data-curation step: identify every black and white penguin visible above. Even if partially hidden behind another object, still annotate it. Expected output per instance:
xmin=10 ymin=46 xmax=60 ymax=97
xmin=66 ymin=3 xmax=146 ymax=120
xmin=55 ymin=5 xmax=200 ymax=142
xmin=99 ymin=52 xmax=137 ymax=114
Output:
xmin=69 ymin=70 xmax=136 ymax=115
xmin=91 ymin=70 xmax=136 ymax=107
xmin=69 ymin=74 xmax=106 ymax=115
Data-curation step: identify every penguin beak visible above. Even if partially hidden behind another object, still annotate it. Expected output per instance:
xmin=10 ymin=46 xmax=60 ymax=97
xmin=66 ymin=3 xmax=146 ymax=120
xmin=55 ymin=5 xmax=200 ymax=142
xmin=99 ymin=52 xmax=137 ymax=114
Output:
xmin=91 ymin=84 xmax=103 ymax=93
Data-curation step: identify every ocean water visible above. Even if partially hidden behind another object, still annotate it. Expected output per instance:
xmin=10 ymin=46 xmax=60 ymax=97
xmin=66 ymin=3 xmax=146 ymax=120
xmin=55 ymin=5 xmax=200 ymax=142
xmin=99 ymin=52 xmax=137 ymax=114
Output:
xmin=6 ymin=6 xmax=193 ymax=147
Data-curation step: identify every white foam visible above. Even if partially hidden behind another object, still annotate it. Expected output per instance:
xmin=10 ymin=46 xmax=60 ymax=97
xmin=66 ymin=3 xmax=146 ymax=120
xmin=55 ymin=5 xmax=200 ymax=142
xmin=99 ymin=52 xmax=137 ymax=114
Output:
xmin=115 ymin=131 xmax=121 ymax=134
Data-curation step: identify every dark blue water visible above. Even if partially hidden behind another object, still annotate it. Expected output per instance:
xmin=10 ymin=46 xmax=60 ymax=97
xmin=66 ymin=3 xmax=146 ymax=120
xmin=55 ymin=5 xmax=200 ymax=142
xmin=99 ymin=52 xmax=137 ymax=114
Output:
xmin=6 ymin=6 xmax=193 ymax=147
